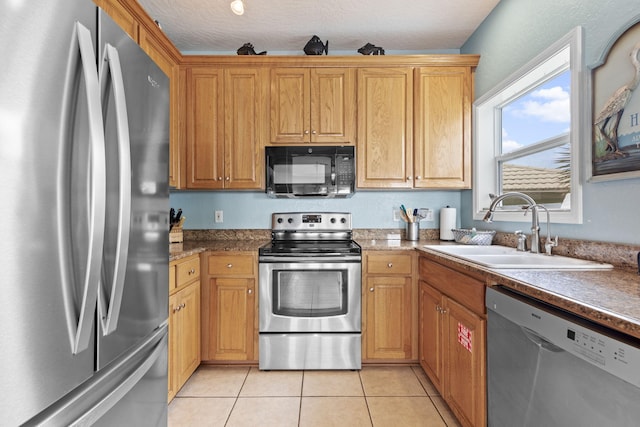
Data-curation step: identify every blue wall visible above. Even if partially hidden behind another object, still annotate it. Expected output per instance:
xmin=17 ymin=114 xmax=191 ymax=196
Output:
xmin=461 ymin=0 xmax=640 ymax=245
xmin=170 ymin=190 xmax=462 ymax=230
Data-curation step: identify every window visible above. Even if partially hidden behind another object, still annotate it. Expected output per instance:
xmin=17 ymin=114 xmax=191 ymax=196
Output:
xmin=473 ymin=27 xmax=585 ymax=224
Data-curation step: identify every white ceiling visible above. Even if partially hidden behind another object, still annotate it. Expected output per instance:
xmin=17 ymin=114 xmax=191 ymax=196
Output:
xmin=137 ymin=0 xmax=501 ymax=55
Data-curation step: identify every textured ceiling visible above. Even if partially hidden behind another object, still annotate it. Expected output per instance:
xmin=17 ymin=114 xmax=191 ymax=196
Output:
xmin=137 ymin=0 xmax=501 ymax=55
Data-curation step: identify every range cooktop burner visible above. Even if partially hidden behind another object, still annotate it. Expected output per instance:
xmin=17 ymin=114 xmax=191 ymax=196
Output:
xmin=260 ymin=212 xmax=360 ymax=258
xmin=259 ymin=240 xmax=361 ymax=256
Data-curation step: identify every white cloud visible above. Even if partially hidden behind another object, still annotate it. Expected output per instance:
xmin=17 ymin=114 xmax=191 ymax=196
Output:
xmin=510 ymin=85 xmax=570 ymax=123
xmin=502 ymin=139 xmax=523 ymax=153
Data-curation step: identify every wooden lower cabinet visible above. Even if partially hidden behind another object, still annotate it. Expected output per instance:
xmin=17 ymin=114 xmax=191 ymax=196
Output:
xmin=362 ymin=251 xmax=417 ymax=362
xmin=168 ymin=254 xmax=202 ymax=402
xmin=201 ymin=252 xmax=257 ymax=362
xmin=419 ymin=255 xmax=486 ymax=427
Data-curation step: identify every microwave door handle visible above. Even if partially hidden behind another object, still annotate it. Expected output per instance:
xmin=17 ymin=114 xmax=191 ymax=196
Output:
xmin=98 ymin=44 xmax=131 ymax=336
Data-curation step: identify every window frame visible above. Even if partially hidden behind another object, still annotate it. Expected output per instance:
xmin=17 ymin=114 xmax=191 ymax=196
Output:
xmin=472 ymin=27 xmax=586 ymax=224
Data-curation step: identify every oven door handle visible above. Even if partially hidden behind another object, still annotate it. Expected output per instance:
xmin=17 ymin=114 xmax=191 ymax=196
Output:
xmin=259 ymin=256 xmax=362 ymax=263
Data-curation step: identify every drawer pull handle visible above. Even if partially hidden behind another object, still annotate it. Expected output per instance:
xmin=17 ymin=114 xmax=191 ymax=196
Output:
xmin=227 ymin=263 xmax=233 ymax=268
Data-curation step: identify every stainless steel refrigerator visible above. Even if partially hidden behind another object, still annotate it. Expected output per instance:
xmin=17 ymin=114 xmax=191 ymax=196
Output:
xmin=1 ymin=1 xmax=169 ymax=425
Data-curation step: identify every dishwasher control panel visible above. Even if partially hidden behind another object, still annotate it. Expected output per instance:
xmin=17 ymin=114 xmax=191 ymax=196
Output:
xmin=487 ymin=287 xmax=640 ymax=388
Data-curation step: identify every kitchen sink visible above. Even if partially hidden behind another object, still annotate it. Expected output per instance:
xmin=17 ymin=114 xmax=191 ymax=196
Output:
xmin=423 ymin=244 xmax=613 ymax=270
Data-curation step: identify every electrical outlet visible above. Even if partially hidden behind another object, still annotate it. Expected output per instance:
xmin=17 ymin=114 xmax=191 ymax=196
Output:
xmin=392 ymin=208 xmax=401 ymax=222
xmin=214 ymin=210 xmax=223 ymax=223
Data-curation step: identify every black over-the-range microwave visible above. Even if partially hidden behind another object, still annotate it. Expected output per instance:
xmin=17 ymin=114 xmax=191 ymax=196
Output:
xmin=265 ymin=146 xmax=356 ymax=198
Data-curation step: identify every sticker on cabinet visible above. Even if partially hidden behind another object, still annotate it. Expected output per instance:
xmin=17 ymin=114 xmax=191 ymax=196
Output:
xmin=457 ymin=322 xmax=473 ymax=352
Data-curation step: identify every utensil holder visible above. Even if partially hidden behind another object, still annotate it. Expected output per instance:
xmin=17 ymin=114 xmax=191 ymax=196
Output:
xmin=406 ymin=222 xmax=420 ymax=241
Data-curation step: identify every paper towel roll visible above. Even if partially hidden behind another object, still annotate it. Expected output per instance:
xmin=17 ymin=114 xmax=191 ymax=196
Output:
xmin=440 ymin=207 xmax=456 ymax=241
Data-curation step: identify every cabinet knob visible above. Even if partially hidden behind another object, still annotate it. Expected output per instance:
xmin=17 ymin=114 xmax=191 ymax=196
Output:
xmin=387 ymin=263 xmax=393 ymax=268
xmin=225 ymin=177 xmax=230 ymax=181
xmin=248 ymin=289 xmax=253 ymax=294
xmin=407 ymin=176 xmax=412 ymax=180
xmin=189 ymin=268 xmax=195 ymax=274
xmin=369 ymin=287 xmax=374 ymax=292
xmin=304 ymin=130 xmax=310 ymax=135
xmin=218 ymin=176 xmax=223 ymax=181
xmin=416 ymin=176 xmax=422 ymax=180
xmin=227 ymin=263 xmax=233 ymax=268
xmin=311 ymin=130 xmax=317 ymax=134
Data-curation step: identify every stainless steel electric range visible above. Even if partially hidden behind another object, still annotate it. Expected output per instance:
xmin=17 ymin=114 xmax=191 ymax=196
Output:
xmin=258 ymin=212 xmax=362 ymax=370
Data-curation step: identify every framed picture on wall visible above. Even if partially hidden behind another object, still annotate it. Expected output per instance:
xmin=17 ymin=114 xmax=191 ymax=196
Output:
xmin=590 ymin=18 xmax=640 ymax=182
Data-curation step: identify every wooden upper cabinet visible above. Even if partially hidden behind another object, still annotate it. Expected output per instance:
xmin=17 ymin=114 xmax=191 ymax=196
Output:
xmin=223 ymin=68 xmax=267 ymax=189
xmin=270 ymin=68 xmax=355 ymax=144
xmin=186 ymin=67 xmax=225 ymax=189
xmin=185 ymin=67 xmax=265 ymax=189
xmin=414 ymin=66 xmax=472 ymax=189
xmin=357 ymin=67 xmax=413 ymax=188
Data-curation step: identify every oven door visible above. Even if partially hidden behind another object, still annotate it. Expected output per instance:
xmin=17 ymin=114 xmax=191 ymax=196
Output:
xmin=259 ymin=260 xmax=361 ymax=333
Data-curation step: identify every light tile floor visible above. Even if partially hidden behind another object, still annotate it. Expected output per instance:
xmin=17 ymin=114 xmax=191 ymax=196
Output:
xmin=169 ymin=366 xmax=462 ymax=426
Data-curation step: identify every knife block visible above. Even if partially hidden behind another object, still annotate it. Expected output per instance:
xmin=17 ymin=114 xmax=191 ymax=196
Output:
xmin=169 ymin=226 xmax=183 ymax=243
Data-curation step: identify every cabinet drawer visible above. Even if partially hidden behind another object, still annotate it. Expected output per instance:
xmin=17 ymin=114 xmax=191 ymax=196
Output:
xmin=367 ymin=253 xmax=413 ymax=275
xmin=419 ymin=256 xmax=485 ymax=315
xmin=208 ymin=254 xmax=255 ymax=276
xmin=169 ymin=264 xmax=177 ymax=291
xmin=176 ymin=256 xmax=200 ymax=286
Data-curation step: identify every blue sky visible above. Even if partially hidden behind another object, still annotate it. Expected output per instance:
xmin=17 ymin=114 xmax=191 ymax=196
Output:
xmin=501 ymin=70 xmax=571 ymax=168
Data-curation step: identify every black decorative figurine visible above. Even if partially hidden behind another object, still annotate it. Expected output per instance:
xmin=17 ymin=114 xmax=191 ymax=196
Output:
xmin=304 ymin=35 xmax=328 ymax=55
xmin=237 ymin=43 xmax=267 ymax=55
xmin=358 ymin=43 xmax=385 ymax=55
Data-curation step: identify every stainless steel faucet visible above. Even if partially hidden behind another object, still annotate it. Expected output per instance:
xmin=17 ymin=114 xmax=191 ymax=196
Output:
xmin=482 ymin=192 xmax=542 ymax=253
xmin=526 ymin=204 xmax=559 ymax=255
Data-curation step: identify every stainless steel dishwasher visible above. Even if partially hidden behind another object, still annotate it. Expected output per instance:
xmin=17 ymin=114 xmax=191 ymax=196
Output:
xmin=486 ymin=286 xmax=640 ymax=427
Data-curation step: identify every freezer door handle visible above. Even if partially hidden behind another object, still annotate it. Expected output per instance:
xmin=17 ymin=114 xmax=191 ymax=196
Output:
xmin=58 ymin=22 xmax=106 ymax=355
xmin=97 ymin=44 xmax=132 ymax=336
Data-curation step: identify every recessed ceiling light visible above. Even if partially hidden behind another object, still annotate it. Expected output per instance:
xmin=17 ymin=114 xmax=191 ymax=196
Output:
xmin=230 ymin=0 xmax=244 ymax=15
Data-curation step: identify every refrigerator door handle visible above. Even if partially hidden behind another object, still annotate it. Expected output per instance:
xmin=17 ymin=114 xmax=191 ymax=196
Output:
xmin=59 ymin=22 xmax=106 ymax=355
xmin=98 ymin=44 xmax=132 ymax=336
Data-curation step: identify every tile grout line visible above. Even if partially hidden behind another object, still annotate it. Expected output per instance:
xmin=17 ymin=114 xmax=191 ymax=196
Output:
xmin=223 ymin=366 xmax=252 ymax=426
xmin=410 ymin=366 xmax=451 ymax=426
xmin=359 ymin=369 xmax=375 ymax=427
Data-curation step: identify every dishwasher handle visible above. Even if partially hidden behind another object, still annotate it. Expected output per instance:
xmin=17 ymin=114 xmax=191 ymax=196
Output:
xmin=521 ymin=326 xmax=564 ymax=352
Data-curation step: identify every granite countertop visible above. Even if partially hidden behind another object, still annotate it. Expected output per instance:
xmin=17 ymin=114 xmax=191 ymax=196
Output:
xmin=417 ymin=246 xmax=640 ymax=341
xmin=171 ymin=234 xmax=640 ymax=341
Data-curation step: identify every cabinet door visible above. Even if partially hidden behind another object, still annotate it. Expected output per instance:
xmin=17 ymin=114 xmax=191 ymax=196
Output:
xmin=224 ymin=68 xmax=266 ymax=189
xmin=206 ymin=278 xmax=255 ymax=361
xmin=176 ymin=283 xmax=201 ymax=388
xmin=444 ymin=297 xmax=486 ymax=427
xmin=270 ymin=68 xmax=310 ymax=143
xmin=365 ymin=276 xmax=413 ymax=360
xmin=357 ymin=68 xmax=413 ymax=188
xmin=310 ymin=68 xmax=355 ymax=144
xmin=186 ymin=67 xmax=224 ymax=188
xmin=419 ymin=282 xmax=444 ymax=392
xmin=414 ymin=67 xmax=472 ymax=189
xmin=168 ymin=293 xmax=178 ymax=402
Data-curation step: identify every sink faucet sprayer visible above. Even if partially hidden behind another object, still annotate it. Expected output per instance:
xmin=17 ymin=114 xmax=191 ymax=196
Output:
xmin=483 ymin=192 xmax=557 ymax=255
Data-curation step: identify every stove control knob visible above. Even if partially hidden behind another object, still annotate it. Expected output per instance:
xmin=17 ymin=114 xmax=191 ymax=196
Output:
xmin=341 ymin=218 xmax=347 ymax=224
xmin=330 ymin=218 xmax=336 ymax=224
xmin=287 ymin=218 xmax=294 ymax=224
xmin=277 ymin=218 xmax=283 ymax=223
